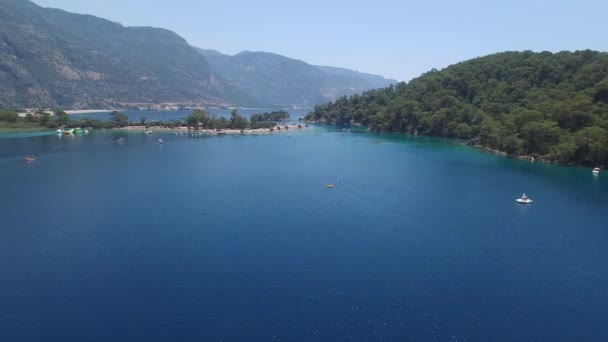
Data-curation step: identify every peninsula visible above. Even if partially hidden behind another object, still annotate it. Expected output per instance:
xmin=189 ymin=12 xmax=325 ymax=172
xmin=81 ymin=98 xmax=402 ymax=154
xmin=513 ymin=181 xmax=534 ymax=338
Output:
xmin=0 ymin=108 xmax=307 ymax=134
xmin=305 ymin=50 xmax=608 ymax=167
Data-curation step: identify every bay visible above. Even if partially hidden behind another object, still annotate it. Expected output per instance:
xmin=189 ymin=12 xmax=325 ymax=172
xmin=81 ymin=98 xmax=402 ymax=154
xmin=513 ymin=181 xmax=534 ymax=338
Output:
xmin=1 ymin=122 xmax=607 ymax=341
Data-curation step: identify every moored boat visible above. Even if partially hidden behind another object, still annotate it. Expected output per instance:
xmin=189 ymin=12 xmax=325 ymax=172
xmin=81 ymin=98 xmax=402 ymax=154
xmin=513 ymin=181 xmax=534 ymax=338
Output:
xmin=592 ymin=167 xmax=600 ymax=174
xmin=515 ymin=193 xmax=533 ymax=204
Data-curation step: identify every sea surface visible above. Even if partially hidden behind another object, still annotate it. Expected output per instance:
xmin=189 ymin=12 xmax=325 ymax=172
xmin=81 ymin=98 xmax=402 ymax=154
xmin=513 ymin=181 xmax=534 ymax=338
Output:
xmin=1 ymin=123 xmax=607 ymax=341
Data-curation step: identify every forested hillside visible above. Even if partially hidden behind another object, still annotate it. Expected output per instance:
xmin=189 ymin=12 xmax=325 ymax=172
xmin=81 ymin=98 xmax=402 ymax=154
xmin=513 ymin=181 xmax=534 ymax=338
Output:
xmin=0 ymin=0 xmax=395 ymax=109
xmin=306 ymin=51 xmax=608 ymax=166
xmin=0 ymin=0 xmax=249 ymax=108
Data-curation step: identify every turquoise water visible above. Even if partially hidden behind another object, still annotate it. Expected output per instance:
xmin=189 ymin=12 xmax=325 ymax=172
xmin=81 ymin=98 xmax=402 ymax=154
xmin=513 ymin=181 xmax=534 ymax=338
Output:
xmin=1 ymin=126 xmax=607 ymax=341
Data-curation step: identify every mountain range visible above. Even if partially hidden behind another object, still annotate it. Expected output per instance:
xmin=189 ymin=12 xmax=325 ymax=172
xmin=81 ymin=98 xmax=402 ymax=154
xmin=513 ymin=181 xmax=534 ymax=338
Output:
xmin=0 ymin=0 xmax=395 ymax=109
xmin=198 ymin=49 xmax=397 ymax=107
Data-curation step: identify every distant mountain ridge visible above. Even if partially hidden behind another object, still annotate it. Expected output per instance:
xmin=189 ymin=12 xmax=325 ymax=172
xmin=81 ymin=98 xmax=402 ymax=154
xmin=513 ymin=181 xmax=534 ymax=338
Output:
xmin=0 ymin=0 xmax=252 ymax=109
xmin=315 ymin=65 xmax=398 ymax=89
xmin=194 ymin=48 xmax=227 ymax=58
xmin=198 ymin=49 xmax=397 ymax=107
xmin=0 ymin=0 xmax=396 ymax=109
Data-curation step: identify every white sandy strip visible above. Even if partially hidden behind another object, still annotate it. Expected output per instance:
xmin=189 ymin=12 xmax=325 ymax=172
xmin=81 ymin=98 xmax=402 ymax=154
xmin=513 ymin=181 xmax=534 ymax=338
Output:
xmin=17 ymin=109 xmax=114 ymax=117
xmin=118 ymin=124 xmax=308 ymax=135
xmin=65 ymin=110 xmax=113 ymax=115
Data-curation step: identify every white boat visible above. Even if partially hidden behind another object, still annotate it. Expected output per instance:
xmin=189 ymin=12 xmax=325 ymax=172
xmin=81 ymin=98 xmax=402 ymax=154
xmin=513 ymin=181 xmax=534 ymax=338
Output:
xmin=592 ymin=167 xmax=600 ymax=174
xmin=157 ymin=139 xmax=164 ymax=144
xmin=515 ymin=193 xmax=533 ymax=204
xmin=55 ymin=129 xmax=63 ymax=134
xmin=146 ymin=131 xmax=153 ymax=135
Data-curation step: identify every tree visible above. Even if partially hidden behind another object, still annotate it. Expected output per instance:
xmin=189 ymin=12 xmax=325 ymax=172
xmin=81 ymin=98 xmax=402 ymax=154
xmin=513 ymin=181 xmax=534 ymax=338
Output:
xmin=250 ymin=110 xmax=290 ymax=122
xmin=0 ymin=110 xmax=18 ymax=123
xmin=574 ymin=127 xmax=608 ymax=166
xmin=185 ymin=114 xmax=198 ymax=128
xmin=186 ymin=109 xmax=210 ymax=128
xmin=54 ymin=109 xmax=69 ymax=126
xmin=230 ymin=109 xmax=248 ymax=129
xmin=109 ymin=111 xmax=129 ymax=127
xmin=33 ymin=109 xmax=46 ymax=120
xmin=139 ymin=116 xmax=147 ymax=126
xmin=455 ymin=123 xmax=471 ymax=138
xmin=38 ymin=112 xmax=51 ymax=126
xmin=552 ymin=137 xmax=577 ymax=163
xmin=521 ymin=121 xmax=562 ymax=155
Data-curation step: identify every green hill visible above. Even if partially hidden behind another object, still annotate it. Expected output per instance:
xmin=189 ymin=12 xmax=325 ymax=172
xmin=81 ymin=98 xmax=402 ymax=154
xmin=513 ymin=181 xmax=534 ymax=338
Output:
xmin=305 ymin=50 xmax=608 ymax=166
xmin=0 ymin=0 xmax=249 ymax=109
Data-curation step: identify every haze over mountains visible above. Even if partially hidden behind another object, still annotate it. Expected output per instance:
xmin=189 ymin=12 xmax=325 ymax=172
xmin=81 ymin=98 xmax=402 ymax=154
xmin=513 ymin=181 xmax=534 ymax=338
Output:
xmin=198 ymin=49 xmax=397 ymax=108
xmin=0 ymin=0 xmax=395 ymax=109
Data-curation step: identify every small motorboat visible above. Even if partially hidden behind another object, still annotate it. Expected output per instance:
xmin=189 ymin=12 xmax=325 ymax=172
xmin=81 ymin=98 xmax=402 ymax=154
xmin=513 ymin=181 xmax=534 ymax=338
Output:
xmin=117 ymin=138 xmax=125 ymax=143
xmin=146 ymin=131 xmax=153 ymax=135
xmin=326 ymin=183 xmax=335 ymax=188
xmin=592 ymin=167 xmax=600 ymax=174
xmin=515 ymin=193 xmax=533 ymax=204
xmin=24 ymin=155 xmax=36 ymax=162
xmin=157 ymin=139 xmax=164 ymax=144
xmin=55 ymin=129 xmax=63 ymax=134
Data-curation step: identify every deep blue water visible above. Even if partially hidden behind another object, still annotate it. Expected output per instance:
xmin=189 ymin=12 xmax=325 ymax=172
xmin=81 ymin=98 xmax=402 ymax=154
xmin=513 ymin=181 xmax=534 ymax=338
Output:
xmin=1 ymin=125 xmax=607 ymax=341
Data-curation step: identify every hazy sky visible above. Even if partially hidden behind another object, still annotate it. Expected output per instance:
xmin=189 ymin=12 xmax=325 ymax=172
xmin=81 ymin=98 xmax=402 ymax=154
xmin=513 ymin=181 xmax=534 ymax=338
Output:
xmin=31 ymin=0 xmax=608 ymax=82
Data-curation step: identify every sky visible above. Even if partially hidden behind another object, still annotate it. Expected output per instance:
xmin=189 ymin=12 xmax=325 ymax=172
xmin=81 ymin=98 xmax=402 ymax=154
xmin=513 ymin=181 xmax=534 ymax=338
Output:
xmin=31 ymin=0 xmax=608 ymax=82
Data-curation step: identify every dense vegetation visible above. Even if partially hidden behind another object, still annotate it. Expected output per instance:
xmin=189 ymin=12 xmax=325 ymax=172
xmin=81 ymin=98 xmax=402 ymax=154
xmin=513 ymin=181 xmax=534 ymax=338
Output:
xmin=306 ymin=51 xmax=608 ymax=166
xmin=0 ymin=109 xmax=134 ymax=131
xmin=250 ymin=110 xmax=291 ymax=122
xmin=185 ymin=109 xmax=276 ymax=130
xmin=0 ymin=108 xmax=280 ymax=132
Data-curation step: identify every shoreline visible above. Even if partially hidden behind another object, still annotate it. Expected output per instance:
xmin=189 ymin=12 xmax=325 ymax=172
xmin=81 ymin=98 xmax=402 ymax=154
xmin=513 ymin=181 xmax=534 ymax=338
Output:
xmin=65 ymin=109 xmax=113 ymax=115
xmin=18 ymin=109 xmax=113 ymax=117
xmin=117 ymin=123 xmax=308 ymax=135
xmin=0 ymin=127 xmax=55 ymax=133
xmin=0 ymin=123 xmax=309 ymax=135
xmin=306 ymin=121 xmax=601 ymax=168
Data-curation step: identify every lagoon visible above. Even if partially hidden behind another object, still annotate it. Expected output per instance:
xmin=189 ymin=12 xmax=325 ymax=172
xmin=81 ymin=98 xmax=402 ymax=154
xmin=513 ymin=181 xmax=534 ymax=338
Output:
xmin=1 ymin=125 xmax=607 ymax=341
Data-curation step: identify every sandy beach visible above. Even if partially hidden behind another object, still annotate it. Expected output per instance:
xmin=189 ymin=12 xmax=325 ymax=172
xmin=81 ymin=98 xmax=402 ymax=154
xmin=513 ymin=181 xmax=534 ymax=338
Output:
xmin=118 ymin=124 xmax=308 ymax=135
xmin=18 ymin=109 xmax=113 ymax=117
xmin=65 ymin=109 xmax=113 ymax=115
